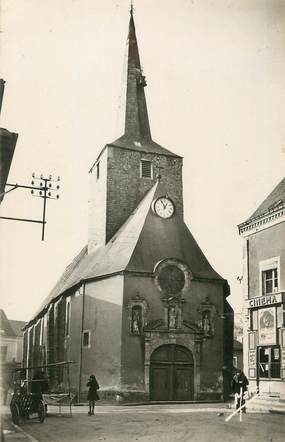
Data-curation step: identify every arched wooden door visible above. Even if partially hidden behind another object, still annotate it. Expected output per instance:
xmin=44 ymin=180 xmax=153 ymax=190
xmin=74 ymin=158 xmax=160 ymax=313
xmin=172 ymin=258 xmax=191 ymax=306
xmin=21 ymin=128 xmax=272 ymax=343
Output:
xmin=150 ymin=344 xmax=194 ymax=401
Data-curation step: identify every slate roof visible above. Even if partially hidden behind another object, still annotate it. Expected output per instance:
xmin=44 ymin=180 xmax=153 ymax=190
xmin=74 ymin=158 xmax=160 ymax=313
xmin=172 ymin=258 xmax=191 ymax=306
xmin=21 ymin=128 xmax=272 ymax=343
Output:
xmin=27 ymin=183 xmax=159 ymax=325
xmin=108 ymin=137 xmax=181 ymax=158
xmin=104 ymin=11 xmax=180 ymax=160
xmin=127 ymin=182 xmax=224 ymax=281
xmin=10 ymin=320 xmax=26 ymax=337
xmin=242 ymin=176 xmax=285 ymax=224
xmin=26 ymin=181 xmax=226 ymax=328
xmin=0 ymin=309 xmax=16 ymax=337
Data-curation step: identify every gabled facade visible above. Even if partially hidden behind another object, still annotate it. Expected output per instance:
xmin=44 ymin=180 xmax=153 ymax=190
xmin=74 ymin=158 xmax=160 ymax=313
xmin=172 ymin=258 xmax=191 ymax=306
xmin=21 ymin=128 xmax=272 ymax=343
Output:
xmin=23 ymin=10 xmax=233 ymax=403
xmin=238 ymin=177 xmax=285 ymax=397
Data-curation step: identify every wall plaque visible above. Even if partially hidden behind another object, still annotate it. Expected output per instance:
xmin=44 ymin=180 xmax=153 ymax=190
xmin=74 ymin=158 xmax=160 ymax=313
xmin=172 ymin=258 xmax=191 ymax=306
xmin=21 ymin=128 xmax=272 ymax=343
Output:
xmin=249 ymin=350 xmax=256 ymax=368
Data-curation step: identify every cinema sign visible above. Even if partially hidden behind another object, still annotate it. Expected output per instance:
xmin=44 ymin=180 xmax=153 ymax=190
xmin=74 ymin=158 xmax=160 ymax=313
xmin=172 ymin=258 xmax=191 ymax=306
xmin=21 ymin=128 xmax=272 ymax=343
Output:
xmin=247 ymin=293 xmax=282 ymax=309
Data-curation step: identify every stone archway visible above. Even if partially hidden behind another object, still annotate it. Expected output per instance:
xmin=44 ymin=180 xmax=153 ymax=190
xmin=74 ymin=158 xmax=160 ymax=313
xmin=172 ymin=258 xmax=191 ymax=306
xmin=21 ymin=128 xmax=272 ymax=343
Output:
xmin=149 ymin=344 xmax=194 ymax=401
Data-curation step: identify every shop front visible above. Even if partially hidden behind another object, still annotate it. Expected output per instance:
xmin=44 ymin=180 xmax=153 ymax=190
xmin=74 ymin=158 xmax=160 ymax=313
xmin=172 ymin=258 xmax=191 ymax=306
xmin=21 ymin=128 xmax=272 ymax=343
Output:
xmin=247 ymin=293 xmax=285 ymax=397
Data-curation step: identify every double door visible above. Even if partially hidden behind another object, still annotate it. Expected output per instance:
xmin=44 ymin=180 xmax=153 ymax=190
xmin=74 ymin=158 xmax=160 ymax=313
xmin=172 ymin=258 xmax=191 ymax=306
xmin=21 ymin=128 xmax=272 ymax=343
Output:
xmin=150 ymin=344 xmax=194 ymax=401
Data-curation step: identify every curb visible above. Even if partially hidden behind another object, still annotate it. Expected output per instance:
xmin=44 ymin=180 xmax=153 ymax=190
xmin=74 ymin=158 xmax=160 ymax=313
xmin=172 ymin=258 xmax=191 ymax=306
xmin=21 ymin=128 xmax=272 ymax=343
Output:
xmin=11 ymin=423 xmax=40 ymax=442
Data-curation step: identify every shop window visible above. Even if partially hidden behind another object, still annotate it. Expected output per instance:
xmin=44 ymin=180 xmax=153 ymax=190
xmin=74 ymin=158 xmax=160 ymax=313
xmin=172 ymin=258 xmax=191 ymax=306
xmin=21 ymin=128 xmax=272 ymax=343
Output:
xmin=258 ymin=346 xmax=281 ymax=379
xmin=83 ymin=330 xmax=91 ymax=348
xmin=262 ymin=268 xmax=278 ymax=295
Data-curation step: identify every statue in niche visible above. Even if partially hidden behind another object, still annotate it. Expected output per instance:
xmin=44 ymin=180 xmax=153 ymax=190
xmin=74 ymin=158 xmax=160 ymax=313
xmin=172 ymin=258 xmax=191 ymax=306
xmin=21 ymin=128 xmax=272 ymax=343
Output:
xmin=202 ymin=311 xmax=211 ymax=336
xmin=168 ymin=306 xmax=178 ymax=329
xmin=132 ymin=306 xmax=142 ymax=335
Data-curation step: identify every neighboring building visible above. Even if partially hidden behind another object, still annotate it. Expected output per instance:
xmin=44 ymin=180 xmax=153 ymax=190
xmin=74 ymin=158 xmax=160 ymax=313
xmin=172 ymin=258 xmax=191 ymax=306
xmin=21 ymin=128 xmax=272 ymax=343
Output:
xmin=23 ymin=10 xmax=233 ymax=403
xmin=238 ymin=177 xmax=285 ymax=397
xmin=0 ymin=310 xmax=26 ymax=404
xmin=0 ymin=79 xmax=18 ymax=204
xmin=233 ymin=321 xmax=243 ymax=371
xmin=0 ymin=309 xmax=26 ymax=364
xmin=233 ymin=339 xmax=243 ymax=372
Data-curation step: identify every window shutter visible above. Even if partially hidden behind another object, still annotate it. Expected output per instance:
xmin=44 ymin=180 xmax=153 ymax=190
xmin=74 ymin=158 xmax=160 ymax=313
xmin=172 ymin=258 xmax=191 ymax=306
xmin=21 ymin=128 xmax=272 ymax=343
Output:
xmin=141 ymin=160 xmax=152 ymax=178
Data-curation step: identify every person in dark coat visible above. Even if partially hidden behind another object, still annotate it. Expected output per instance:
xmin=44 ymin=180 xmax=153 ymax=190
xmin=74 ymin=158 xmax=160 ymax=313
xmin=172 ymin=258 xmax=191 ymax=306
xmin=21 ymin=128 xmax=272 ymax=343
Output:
xmin=87 ymin=374 xmax=100 ymax=415
xmin=232 ymin=369 xmax=249 ymax=412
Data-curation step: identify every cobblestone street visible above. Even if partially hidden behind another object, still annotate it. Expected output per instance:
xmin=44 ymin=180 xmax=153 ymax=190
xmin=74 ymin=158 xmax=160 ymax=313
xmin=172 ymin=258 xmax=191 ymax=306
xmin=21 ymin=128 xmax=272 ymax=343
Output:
xmin=1 ymin=404 xmax=284 ymax=442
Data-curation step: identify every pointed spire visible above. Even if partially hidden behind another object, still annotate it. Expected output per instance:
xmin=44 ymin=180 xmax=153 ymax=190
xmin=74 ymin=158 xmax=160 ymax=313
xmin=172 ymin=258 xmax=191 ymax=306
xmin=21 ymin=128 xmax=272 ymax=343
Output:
xmin=124 ymin=6 xmax=152 ymax=142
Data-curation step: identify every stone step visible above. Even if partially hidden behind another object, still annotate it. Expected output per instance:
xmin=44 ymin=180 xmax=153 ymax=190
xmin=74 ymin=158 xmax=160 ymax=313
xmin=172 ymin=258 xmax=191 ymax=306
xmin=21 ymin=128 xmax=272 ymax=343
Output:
xmin=247 ymin=397 xmax=285 ymax=412
xmin=269 ymin=408 xmax=285 ymax=415
xmin=249 ymin=397 xmax=285 ymax=405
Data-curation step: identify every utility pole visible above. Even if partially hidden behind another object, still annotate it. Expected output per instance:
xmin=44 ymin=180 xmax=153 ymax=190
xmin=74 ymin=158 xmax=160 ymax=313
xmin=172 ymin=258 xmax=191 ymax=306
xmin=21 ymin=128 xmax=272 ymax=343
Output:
xmin=0 ymin=173 xmax=60 ymax=240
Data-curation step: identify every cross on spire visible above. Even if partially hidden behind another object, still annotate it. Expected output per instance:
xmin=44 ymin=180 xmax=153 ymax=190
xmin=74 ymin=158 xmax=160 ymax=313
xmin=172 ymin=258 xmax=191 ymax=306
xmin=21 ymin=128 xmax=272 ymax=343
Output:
xmin=130 ymin=1 xmax=134 ymax=16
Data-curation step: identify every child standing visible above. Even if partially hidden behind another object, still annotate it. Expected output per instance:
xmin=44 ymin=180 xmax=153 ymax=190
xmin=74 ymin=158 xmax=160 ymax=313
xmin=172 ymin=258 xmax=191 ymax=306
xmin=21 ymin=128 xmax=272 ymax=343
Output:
xmin=87 ymin=374 xmax=100 ymax=415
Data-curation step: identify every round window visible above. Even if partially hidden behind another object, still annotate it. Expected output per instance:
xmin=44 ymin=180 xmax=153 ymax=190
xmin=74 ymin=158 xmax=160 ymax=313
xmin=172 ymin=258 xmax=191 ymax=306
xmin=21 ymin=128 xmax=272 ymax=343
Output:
xmin=157 ymin=265 xmax=185 ymax=294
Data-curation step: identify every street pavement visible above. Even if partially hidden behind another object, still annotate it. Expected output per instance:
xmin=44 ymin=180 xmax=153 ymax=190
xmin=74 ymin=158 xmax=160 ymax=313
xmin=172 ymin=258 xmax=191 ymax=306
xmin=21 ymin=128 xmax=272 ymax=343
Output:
xmin=1 ymin=403 xmax=284 ymax=442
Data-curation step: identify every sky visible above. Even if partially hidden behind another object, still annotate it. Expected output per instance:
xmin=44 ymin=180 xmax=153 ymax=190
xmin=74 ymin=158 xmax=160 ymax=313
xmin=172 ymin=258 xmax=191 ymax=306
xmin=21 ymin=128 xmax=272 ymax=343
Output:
xmin=1 ymin=0 xmax=285 ymax=322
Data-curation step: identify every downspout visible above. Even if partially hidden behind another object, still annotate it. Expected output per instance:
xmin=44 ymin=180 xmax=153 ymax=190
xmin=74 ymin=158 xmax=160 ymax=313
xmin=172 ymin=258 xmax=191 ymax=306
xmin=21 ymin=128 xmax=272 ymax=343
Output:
xmin=78 ymin=283 xmax=86 ymax=402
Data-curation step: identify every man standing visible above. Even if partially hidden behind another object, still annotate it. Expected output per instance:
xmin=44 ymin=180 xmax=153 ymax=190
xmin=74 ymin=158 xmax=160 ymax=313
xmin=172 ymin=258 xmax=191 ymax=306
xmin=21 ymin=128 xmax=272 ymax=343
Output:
xmin=232 ymin=369 xmax=249 ymax=413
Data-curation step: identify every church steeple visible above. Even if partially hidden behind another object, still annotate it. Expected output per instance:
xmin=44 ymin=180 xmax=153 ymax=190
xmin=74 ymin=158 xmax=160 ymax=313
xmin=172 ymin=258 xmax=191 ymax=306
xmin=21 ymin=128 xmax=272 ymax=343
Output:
xmin=124 ymin=7 xmax=151 ymax=142
xmin=110 ymin=7 xmax=179 ymax=157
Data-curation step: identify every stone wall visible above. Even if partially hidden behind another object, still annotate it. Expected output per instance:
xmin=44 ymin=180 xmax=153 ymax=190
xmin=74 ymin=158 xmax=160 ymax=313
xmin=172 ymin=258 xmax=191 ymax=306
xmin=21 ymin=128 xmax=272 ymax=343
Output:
xmin=104 ymin=146 xmax=183 ymax=243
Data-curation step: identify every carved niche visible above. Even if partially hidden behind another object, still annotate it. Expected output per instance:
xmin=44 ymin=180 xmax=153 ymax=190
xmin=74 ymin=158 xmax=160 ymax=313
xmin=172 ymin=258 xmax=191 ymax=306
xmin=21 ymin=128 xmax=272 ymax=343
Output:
xmin=161 ymin=296 xmax=185 ymax=330
xmin=127 ymin=294 xmax=148 ymax=336
xmin=197 ymin=297 xmax=217 ymax=338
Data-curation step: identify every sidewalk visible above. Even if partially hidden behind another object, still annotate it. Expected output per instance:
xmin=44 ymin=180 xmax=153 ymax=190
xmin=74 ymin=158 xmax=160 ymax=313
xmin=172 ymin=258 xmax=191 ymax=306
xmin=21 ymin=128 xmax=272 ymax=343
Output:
xmin=0 ymin=401 xmax=265 ymax=417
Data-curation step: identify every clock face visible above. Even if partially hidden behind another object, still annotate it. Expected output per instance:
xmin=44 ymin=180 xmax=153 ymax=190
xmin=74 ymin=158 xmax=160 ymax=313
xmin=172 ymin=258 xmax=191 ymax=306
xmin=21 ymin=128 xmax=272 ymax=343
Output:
xmin=154 ymin=197 xmax=175 ymax=219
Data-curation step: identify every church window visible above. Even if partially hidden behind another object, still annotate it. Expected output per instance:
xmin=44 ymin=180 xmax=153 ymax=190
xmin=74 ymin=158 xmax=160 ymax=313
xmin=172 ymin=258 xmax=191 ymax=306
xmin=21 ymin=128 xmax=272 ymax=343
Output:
xmin=96 ymin=162 xmax=100 ymax=180
xmin=65 ymin=299 xmax=71 ymax=337
xmin=83 ymin=330 xmax=91 ymax=348
xmin=157 ymin=265 xmax=185 ymax=295
xmin=140 ymin=160 xmax=152 ymax=178
xmin=39 ymin=317 xmax=44 ymax=346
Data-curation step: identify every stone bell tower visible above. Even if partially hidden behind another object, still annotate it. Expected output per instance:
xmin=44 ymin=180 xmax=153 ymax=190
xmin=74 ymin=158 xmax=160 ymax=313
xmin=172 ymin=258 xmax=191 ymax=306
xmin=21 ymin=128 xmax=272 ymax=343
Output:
xmin=88 ymin=9 xmax=183 ymax=254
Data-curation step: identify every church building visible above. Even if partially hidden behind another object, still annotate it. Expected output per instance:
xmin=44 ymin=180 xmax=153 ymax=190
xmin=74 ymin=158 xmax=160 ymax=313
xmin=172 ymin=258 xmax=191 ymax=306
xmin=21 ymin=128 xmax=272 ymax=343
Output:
xmin=23 ymin=9 xmax=233 ymax=403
